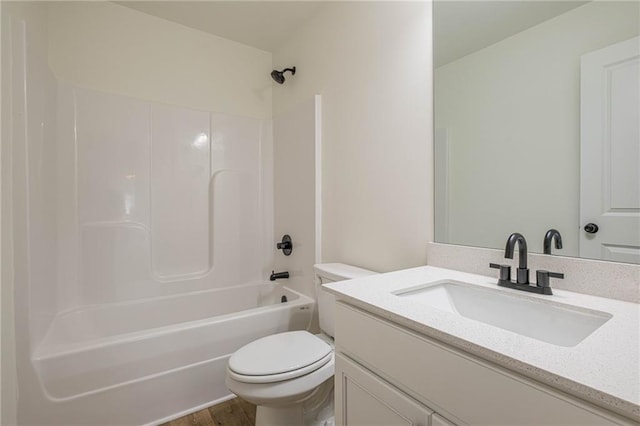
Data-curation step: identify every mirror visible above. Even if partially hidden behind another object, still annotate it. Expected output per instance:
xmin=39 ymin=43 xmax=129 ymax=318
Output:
xmin=433 ymin=1 xmax=640 ymax=264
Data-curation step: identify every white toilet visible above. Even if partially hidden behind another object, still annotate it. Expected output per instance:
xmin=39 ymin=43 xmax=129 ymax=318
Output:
xmin=225 ymin=263 xmax=376 ymax=426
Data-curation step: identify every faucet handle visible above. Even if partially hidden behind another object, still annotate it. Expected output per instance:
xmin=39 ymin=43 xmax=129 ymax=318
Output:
xmin=535 ymin=270 xmax=564 ymax=294
xmin=489 ymin=263 xmax=511 ymax=285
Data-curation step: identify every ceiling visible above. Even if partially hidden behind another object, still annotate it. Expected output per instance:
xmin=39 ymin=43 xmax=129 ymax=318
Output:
xmin=116 ymin=1 xmax=589 ymax=62
xmin=434 ymin=1 xmax=589 ymax=67
xmin=116 ymin=1 xmax=326 ymax=53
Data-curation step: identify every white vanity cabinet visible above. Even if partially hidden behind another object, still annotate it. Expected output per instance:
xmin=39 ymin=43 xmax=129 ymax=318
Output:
xmin=431 ymin=414 xmax=456 ymax=426
xmin=334 ymin=302 xmax=634 ymax=426
xmin=335 ymin=353 xmax=433 ymax=425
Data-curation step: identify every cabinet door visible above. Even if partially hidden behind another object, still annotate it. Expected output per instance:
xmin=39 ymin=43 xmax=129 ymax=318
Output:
xmin=432 ymin=413 xmax=456 ymax=426
xmin=335 ymin=353 xmax=432 ymax=426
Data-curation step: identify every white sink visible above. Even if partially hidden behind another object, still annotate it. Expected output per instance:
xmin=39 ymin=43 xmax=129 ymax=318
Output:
xmin=392 ymin=280 xmax=612 ymax=347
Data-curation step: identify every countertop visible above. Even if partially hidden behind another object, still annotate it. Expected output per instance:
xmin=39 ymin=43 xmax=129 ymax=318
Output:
xmin=323 ymin=266 xmax=640 ymax=422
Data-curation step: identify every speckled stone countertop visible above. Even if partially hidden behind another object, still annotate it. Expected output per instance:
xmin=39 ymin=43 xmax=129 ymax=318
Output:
xmin=323 ymin=266 xmax=640 ymax=422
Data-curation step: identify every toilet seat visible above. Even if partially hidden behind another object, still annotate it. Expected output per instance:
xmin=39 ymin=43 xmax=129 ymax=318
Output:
xmin=228 ymin=331 xmax=332 ymax=384
xmin=225 ymin=354 xmax=335 ymax=407
xmin=228 ymin=352 xmax=332 ymax=384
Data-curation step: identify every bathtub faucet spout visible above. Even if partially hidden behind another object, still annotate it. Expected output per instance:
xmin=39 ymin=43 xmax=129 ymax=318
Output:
xmin=270 ymin=270 xmax=289 ymax=281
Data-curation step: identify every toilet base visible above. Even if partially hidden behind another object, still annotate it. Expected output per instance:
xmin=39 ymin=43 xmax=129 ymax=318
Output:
xmin=254 ymin=379 xmax=334 ymax=426
xmin=256 ymin=405 xmax=303 ymax=426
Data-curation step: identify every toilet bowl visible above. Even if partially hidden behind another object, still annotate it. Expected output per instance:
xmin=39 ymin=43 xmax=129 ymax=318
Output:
xmin=225 ymin=263 xmax=376 ymax=426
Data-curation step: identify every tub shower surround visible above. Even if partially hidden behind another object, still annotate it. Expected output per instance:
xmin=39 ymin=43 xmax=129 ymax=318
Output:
xmin=57 ymin=86 xmax=271 ymax=307
xmin=14 ymin=81 xmax=307 ymax=425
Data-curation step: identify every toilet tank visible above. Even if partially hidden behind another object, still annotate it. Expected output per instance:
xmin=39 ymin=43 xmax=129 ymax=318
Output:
xmin=313 ymin=263 xmax=377 ymax=338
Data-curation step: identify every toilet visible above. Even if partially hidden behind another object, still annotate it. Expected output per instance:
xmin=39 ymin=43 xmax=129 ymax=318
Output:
xmin=225 ymin=263 xmax=376 ymax=426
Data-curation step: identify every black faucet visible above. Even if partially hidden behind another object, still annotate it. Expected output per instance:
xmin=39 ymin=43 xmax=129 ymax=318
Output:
xmin=504 ymin=232 xmax=529 ymax=284
xmin=543 ymin=229 xmax=563 ymax=254
xmin=489 ymin=232 xmax=564 ymax=295
xmin=270 ymin=270 xmax=289 ymax=281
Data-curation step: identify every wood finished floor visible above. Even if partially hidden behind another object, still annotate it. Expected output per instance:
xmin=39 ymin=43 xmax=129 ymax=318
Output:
xmin=161 ymin=398 xmax=256 ymax=426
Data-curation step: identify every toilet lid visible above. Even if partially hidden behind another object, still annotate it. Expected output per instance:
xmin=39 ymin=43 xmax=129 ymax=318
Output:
xmin=228 ymin=331 xmax=332 ymax=383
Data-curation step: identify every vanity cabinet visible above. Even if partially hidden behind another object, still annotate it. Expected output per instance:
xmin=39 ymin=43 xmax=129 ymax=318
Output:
xmin=335 ymin=353 xmax=432 ymax=425
xmin=334 ymin=302 xmax=634 ymax=426
xmin=431 ymin=414 xmax=456 ymax=426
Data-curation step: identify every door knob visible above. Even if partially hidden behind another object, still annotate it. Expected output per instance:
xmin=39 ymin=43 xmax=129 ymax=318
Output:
xmin=584 ymin=223 xmax=599 ymax=234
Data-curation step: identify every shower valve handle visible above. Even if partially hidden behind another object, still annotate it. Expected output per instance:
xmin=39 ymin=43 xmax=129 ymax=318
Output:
xmin=277 ymin=235 xmax=293 ymax=256
xmin=277 ymin=241 xmax=291 ymax=250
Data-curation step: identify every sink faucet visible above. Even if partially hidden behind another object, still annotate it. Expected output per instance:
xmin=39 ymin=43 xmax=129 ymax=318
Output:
xmin=489 ymin=232 xmax=564 ymax=295
xmin=543 ymin=229 xmax=563 ymax=254
xmin=504 ymin=232 xmax=529 ymax=284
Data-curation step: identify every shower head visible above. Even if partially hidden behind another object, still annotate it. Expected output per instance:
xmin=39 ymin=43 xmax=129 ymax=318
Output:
xmin=271 ymin=67 xmax=296 ymax=84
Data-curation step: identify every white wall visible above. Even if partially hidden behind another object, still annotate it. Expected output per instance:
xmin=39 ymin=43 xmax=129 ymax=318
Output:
xmin=435 ymin=1 xmax=640 ymax=255
xmin=47 ymin=1 xmax=272 ymax=119
xmin=273 ymin=2 xmax=433 ymax=273
xmin=273 ymin=97 xmax=319 ymax=302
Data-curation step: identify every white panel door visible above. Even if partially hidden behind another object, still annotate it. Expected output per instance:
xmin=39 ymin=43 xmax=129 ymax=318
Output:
xmin=335 ymin=354 xmax=433 ymax=426
xmin=580 ymin=36 xmax=640 ymax=263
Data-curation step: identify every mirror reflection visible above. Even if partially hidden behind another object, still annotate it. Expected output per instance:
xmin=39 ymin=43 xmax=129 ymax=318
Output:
xmin=434 ymin=1 xmax=640 ymax=264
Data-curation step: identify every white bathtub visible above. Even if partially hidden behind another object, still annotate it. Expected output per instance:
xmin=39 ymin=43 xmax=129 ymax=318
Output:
xmin=30 ymin=283 xmax=314 ymax=425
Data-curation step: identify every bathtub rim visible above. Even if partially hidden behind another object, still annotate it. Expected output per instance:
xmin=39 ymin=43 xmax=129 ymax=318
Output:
xmin=46 ymin=280 xmax=295 ymax=318
xmin=33 ymin=284 xmax=314 ymax=360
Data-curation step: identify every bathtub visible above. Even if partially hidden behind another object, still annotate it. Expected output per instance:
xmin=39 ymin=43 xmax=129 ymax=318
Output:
xmin=30 ymin=283 xmax=314 ymax=425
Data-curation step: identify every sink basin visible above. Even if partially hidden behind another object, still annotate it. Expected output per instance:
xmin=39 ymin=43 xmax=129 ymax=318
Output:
xmin=392 ymin=280 xmax=612 ymax=347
